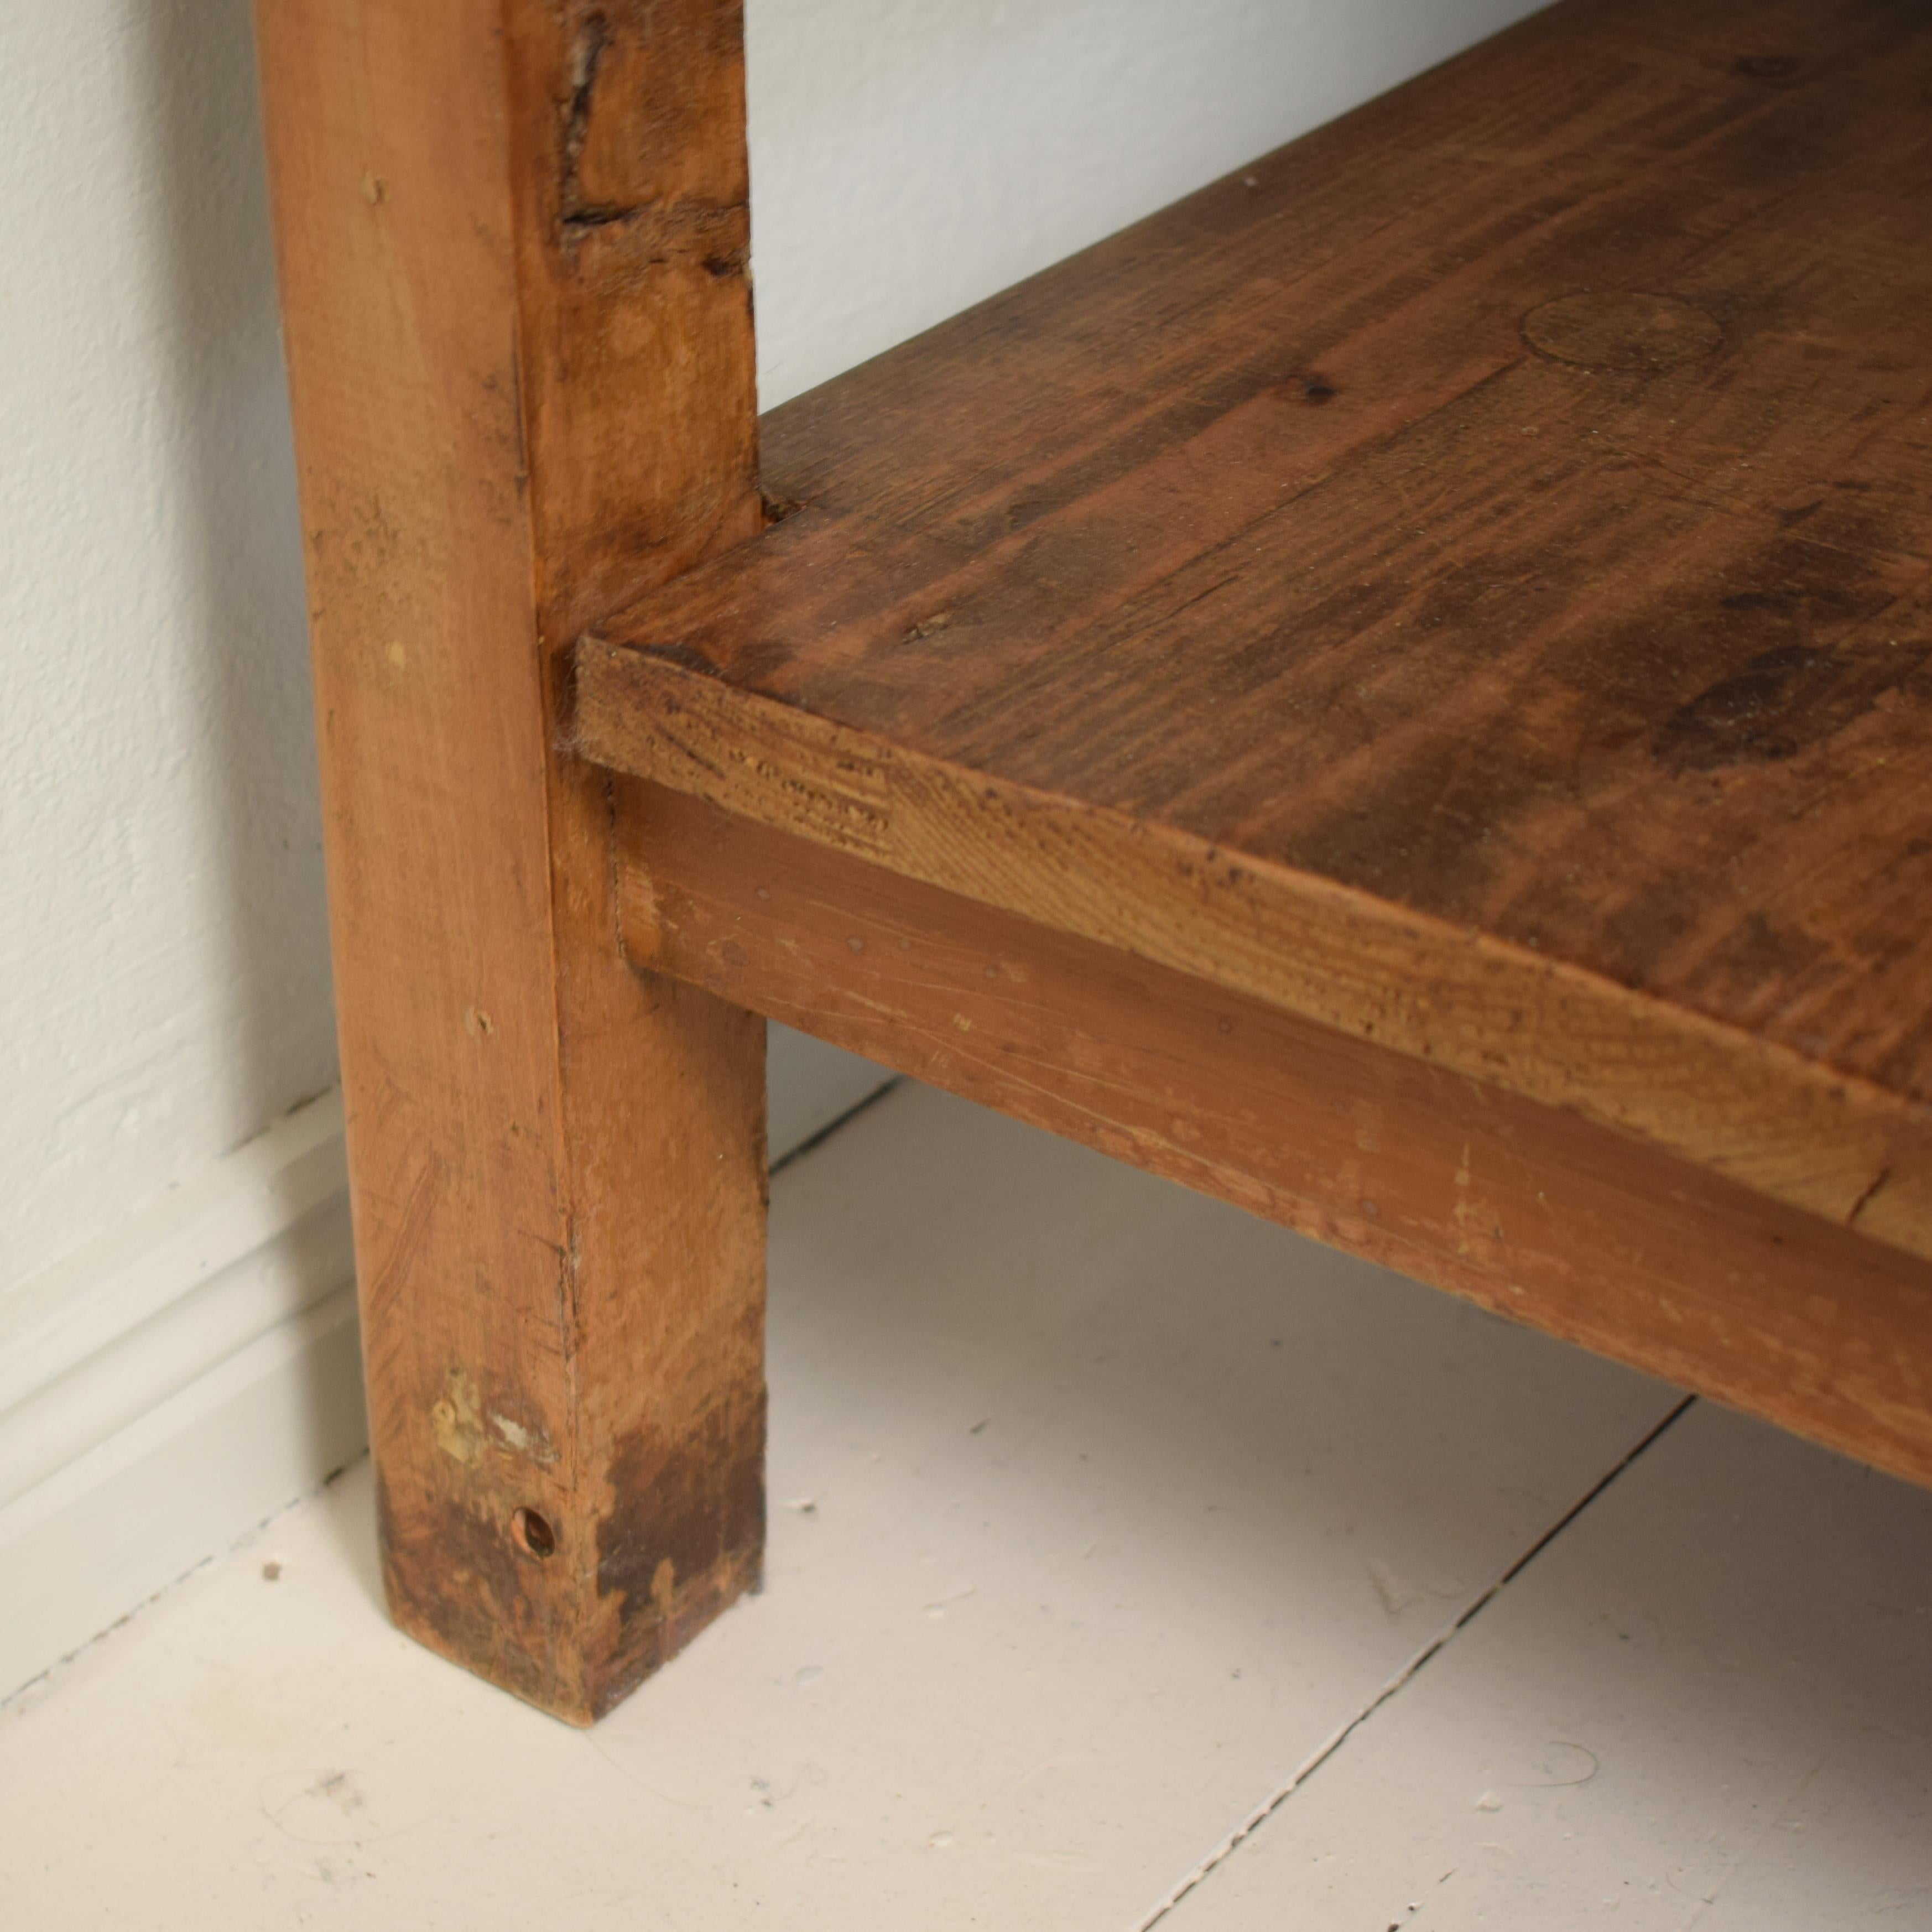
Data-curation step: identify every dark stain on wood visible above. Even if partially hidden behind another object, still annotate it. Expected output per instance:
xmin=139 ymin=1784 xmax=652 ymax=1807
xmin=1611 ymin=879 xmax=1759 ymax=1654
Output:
xmin=1654 ymin=639 xmax=1931 ymax=773
xmin=593 ymin=1386 xmax=766 ymax=1704
xmin=639 ymin=638 xmax=730 ymax=681
xmin=376 ymin=1467 xmax=565 ymax=1715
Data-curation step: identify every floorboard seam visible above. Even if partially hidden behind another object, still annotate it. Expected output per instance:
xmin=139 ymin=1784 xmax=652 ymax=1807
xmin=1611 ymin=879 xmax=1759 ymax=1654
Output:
xmin=770 ymin=1076 xmax=907 ymax=1179
xmin=1127 ymin=1393 xmax=1700 ymax=1931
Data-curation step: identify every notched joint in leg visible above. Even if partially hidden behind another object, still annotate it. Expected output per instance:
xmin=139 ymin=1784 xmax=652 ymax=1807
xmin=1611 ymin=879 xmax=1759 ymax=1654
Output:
xmin=559 ymin=11 xmax=611 ymax=208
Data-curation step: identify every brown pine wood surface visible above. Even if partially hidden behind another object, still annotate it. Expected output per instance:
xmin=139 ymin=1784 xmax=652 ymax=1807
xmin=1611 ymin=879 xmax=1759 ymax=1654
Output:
xmin=579 ymin=0 xmax=1932 ymax=1262
xmin=619 ymin=781 xmax=1932 ymax=1490
xmin=257 ymin=0 xmax=767 ymax=1723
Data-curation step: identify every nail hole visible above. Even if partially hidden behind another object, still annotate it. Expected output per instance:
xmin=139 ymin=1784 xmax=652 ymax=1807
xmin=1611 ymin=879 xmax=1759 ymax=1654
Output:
xmin=512 ymin=1507 xmax=556 ymax=1559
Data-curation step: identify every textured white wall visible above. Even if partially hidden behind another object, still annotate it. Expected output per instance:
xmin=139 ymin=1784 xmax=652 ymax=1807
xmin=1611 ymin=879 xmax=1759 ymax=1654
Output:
xmin=0 ymin=0 xmax=1546 ymax=1353
xmin=747 ymin=0 xmax=1546 ymax=409
xmin=0 ymin=1 xmax=334 ymax=1342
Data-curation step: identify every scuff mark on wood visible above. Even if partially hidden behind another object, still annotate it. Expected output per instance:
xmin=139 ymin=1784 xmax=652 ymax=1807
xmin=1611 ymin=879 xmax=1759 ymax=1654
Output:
xmin=1849 ymin=1165 xmax=1893 ymax=1227
xmin=431 ymin=1367 xmax=487 ymax=1466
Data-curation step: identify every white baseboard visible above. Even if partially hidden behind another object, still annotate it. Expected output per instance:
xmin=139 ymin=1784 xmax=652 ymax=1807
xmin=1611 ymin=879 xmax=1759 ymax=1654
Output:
xmin=0 ymin=1284 xmax=366 ymax=1702
xmin=0 ymin=1091 xmax=362 ymax=1701
xmin=1 ymin=1031 xmax=891 ymax=1703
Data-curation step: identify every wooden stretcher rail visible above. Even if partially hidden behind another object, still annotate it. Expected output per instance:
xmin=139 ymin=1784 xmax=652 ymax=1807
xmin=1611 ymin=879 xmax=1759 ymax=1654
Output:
xmin=615 ymin=780 xmax=1932 ymax=1491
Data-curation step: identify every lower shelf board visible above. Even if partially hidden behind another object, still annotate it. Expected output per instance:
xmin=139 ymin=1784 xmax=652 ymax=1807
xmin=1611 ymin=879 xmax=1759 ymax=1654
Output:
xmin=575 ymin=0 xmax=1932 ymax=1267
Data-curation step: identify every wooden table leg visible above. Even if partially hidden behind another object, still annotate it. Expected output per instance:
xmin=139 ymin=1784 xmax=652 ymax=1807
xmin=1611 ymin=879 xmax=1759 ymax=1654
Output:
xmin=254 ymin=0 xmax=766 ymax=1723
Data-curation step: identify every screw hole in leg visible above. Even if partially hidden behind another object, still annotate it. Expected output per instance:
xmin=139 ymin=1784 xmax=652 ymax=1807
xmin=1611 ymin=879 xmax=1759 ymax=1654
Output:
xmin=512 ymin=1507 xmax=556 ymax=1560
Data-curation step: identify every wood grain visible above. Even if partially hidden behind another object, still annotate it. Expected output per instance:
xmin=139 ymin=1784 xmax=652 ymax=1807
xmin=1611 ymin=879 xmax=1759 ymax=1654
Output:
xmin=618 ymin=783 xmax=1932 ymax=1490
xmin=579 ymin=0 xmax=1932 ymax=1264
xmin=256 ymin=0 xmax=765 ymax=1723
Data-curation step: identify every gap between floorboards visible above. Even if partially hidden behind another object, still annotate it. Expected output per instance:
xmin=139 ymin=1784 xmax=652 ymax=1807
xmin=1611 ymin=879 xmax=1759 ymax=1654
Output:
xmin=1129 ymin=1394 xmax=1701 ymax=1932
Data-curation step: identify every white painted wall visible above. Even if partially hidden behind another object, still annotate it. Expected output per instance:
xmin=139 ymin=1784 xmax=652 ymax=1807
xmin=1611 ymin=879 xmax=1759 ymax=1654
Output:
xmin=0 ymin=0 xmax=334 ymax=1343
xmin=747 ymin=0 xmax=1545 ymax=410
xmin=0 ymin=0 xmax=1546 ymax=1694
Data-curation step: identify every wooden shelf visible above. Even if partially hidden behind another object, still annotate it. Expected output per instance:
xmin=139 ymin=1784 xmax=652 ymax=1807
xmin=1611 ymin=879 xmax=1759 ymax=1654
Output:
xmin=577 ymin=0 xmax=1932 ymax=1262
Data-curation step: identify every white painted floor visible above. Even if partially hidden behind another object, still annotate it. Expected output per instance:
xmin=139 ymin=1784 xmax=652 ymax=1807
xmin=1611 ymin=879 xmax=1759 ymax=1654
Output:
xmin=3 ymin=1082 xmax=1929 ymax=1928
